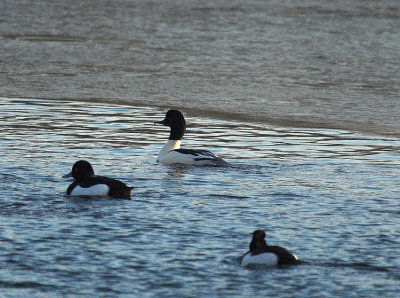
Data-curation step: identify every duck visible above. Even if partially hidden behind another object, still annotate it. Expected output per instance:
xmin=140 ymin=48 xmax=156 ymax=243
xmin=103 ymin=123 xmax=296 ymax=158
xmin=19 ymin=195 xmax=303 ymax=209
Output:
xmin=63 ymin=160 xmax=132 ymax=199
xmin=154 ymin=109 xmax=230 ymax=166
xmin=240 ymin=230 xmax=299 ymax=266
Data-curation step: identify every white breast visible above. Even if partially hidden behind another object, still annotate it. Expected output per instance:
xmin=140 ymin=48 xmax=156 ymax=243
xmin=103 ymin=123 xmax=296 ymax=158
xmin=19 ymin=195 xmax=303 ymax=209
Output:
xmin=241 ymin=252 xmax=279 ymax=266
xmin=70 ymin=184 xmax=110 ymax=196
xmin=158 ymin=140 xmax=181 ymax=162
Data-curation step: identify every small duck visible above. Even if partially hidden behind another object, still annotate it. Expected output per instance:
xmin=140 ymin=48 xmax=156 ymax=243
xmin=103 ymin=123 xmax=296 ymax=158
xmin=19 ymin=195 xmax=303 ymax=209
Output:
xmin=154 ymin=110 xmax=230 ymax=166
xmin=63 ymin=160 xmax=132 ymax=199
xmin=240 ymin=230 xmax=299 ymax=266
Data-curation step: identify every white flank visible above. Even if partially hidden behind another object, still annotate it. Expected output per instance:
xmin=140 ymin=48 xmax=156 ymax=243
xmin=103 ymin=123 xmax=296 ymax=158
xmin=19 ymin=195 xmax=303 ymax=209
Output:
xmin=70 ymin=184 xmax=110 ymax=196
xmin=241 ymin=252 xmax=279 ymax=266
xmin=160 ymin=150 xmax=196 ymax=165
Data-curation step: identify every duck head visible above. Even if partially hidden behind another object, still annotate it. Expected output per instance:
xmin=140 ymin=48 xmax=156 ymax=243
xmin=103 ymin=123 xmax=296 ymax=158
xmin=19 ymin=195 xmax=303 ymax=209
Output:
xmin=155 ymin=109 xmax=186 ymax=140
xmin=249 ymin=229 xmax=268 ymax=252
xmin=63 ymin=160 xmax=95 ymax=181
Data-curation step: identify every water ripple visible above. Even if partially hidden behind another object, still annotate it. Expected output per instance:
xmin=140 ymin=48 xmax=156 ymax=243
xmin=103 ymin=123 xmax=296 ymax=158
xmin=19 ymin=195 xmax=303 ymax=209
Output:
xmin=0 ymin=98 xmax=399 ymax=296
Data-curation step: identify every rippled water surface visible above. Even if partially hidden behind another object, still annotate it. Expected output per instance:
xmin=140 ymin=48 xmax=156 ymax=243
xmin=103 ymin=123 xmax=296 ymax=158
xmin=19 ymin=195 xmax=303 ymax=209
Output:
xmin=1 ymin=98 xmax=399 ymax=296
xmin=1 ymin=0 xmax=399 ymax=135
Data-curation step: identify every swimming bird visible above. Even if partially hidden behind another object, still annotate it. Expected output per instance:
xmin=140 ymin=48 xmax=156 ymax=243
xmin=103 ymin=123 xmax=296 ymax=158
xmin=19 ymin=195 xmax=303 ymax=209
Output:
xmin=240 ymin=230 xmax=299 ymax=266
xmin=63 ymin=160 xmax=132 ymax=199
xmin=154 ymin=110 xmax=230 ymax=166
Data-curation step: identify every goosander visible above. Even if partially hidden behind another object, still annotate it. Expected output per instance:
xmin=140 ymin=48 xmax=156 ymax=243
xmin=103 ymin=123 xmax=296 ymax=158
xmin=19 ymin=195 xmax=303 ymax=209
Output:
xmin=154 ymin=110 xmax=230 ymax=166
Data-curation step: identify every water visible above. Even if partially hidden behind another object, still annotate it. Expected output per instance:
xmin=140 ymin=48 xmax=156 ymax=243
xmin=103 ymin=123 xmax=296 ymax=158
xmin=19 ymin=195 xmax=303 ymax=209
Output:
xmin=1 ymin=0 xmax=399 ymax=136
xmin=1 ymin=97 xmax=400 ymax=297
xmin=1 ymin=0 xmax=400 ymax=296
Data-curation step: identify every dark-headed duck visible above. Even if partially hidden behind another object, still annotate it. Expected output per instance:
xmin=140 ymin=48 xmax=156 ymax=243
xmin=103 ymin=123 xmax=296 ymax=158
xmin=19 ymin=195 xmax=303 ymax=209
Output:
xmin=154 ymin=110 xmax=231 ymax=166
xmin=64 ymin=160 xmax=132 ymax=199
xmin=240 ymin=229 xmax=299 ymax=266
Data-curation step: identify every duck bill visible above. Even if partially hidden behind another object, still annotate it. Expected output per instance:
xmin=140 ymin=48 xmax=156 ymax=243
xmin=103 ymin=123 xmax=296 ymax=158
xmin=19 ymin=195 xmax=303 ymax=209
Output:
xmin=154 ymin=119 xmax=166 ymax=125
xmin=62 ymin=172 xmax=72 ymax=178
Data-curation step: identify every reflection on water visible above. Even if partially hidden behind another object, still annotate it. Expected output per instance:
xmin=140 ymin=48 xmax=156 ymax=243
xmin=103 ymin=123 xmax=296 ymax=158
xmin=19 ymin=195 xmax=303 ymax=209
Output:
xmin=0 ymin=98 xmax=399 ymax=296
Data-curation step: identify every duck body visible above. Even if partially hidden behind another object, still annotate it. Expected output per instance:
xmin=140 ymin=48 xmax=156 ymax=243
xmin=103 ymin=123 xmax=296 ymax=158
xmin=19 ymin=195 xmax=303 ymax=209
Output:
xmin=64 ymin=160 xmax=132 ymax=199
xmin=240 ymin=245 xmax=298 ymax=266
xmin=240 ymin=230 xmax=299 ymax=267
xmin=157 ymin=140 xmax=229 ymax=166
xmin=67 ymin=175 xmax=131 ymax=198
xmin=241 ymin=251 xmax=279 ymax=266
xmin=155 ymin=110 xmax=230 ymax=166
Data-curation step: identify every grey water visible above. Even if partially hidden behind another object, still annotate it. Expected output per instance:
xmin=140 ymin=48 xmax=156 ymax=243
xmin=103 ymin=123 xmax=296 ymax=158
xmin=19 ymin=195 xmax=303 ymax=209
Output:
xmin=1 ymin=97 xmax=400 ymax=297
xmin=1 ymin=0 xmax=399 ymax=136
xmin=1 ymin=0 xmax=400 ymax=296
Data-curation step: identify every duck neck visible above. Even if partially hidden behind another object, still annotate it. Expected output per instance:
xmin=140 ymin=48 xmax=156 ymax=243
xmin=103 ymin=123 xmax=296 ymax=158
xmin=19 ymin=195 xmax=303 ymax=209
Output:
xmin=250 ymin=239 xmax=268 ymax=254
xmin=158 ymin=140 xmax=181 ymax=161
xmin=169 ymin=125 xmax=185 ymax=141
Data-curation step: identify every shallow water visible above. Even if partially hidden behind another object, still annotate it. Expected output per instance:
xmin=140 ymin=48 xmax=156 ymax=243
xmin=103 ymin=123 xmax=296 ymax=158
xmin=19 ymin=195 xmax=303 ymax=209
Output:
xmin=1 ymin=97 xmax=399 ymax=296
xmin=1 ymin=0 xmax=399 ymax=135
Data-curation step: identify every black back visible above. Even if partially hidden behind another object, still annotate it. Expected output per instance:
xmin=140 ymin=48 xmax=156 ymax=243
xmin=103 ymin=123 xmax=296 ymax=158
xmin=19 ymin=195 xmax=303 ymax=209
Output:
xmin=263 ymin=245 xmax=299 ymax=265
